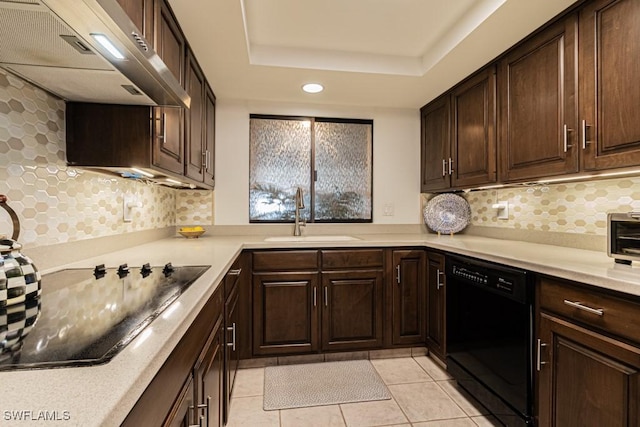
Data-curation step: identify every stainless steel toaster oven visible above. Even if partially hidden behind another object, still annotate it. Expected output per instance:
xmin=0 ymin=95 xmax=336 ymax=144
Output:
xmin=608 ymin=212 xmax=640 ymax=264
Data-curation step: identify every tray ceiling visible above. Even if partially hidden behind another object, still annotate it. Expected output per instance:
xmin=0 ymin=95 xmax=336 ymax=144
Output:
xmin=169 ymin=0 xmax=577 ymax=108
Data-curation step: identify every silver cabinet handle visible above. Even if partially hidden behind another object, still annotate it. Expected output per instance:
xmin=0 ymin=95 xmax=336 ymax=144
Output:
xmin=156 ymin=113 xmax=167 ymax=143
xmin=563 ymin=124 xmax=573 ymax=153
xmin=228 ymin=269 xmax=242 ymax=276
xmin=396 ymin=265 xmax=401 ymax=284
xmin=581 ymin=119 xmax=591 ymax=149
xmin=563 ymin=300 xmax=604 ymax=316
xmin=442 ymin=159 xmax=446 ymax=177
xmin=324 ymin=287 xmax=328 ymax=307
xmin=448 ymin=157 xmax=454 ymax=175
xmin=313 ymin=286 xmax=317 ymax=307
xmin=436 ymin=269 xmax=444 ymax=290
xmin=161 ymin=113 xmax=167 ymax=144
xmin=536 ymin=338 xmax=547 ymax=371
xmin=201 ymin=151 xmax=206 ymax=172
xmin=196 ymin=394 xmax=210 ymax=409
xmin=227 ymin=322 xmax=236 ymax=350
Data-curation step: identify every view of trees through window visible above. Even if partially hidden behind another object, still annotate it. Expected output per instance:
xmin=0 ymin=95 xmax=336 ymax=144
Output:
xmin=249 ymin=115 xmax=373 ymax=222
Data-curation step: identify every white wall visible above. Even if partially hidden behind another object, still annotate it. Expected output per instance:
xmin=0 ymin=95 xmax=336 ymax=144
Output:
xmin=215 ymin=99 xmax=421 ymax=225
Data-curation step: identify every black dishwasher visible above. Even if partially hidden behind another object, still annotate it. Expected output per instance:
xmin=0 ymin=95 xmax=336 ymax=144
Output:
xmin=446 ymin=255 xmax=535 ymax=426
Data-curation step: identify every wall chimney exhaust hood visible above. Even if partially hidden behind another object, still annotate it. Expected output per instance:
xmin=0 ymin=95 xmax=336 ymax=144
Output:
xmin=0 ymin=0 xmax=190 ymax=108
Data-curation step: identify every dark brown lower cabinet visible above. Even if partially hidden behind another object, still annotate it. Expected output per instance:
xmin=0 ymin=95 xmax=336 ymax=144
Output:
xmin=426 ymin=252 xmax=446 ymax=360
xmin=224 ymin=283 xmax=239 ymax=422
xmin=390 ymin=249 xmax=426 ymax=346
xmin=321 ymin=270 xmax=384 ymax=351
xmin=252 ymin=249 xmax=387 ymax=356
xmin=253 ymin=272 xmax=320 ymax=355
xmin=122 ymin=285 xmax=224 ymax=427
xmin=537 ymin=312 xmax=640 ymax=427
xmin=164 ymin=377 xmax=196 ymax=427
xmin=193 ymin=315 xmax=224 ymax=427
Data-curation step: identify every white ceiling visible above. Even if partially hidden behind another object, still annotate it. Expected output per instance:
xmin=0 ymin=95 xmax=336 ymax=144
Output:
xmin=168 ymin=0 xmax=576 ymax=109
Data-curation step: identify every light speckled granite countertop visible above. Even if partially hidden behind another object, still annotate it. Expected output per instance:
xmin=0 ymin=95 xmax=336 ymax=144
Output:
xmin=2 ymin=233 xmax=639 ymax=426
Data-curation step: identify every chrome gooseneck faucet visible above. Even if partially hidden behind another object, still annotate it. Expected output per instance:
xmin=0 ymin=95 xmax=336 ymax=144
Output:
xmin=293 ymin=187 xmax=306 ymax=236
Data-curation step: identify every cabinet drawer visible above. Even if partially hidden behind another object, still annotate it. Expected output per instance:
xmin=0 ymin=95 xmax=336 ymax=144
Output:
xmin=321 ymin=249 xmax=384 ymax=269
xmin=252 ymin=250 xmax=318 ymax=271
xmin=539 ymin=277 xmax=640 ymax=345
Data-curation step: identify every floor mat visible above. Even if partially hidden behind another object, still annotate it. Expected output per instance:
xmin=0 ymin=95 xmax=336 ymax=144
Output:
xmin=263 ymin=359 xmax=391 ymax=410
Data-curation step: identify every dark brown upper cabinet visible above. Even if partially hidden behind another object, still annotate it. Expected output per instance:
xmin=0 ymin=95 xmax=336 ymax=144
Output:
xmin=70 ymin=0 xmax=217 ymax=189
xmin=116 ymin=0 xmax=154 ymax=43
xmin=420 ymin=0 xmax=640 ymax=189
xmin=579 ymin=0 xmax=640 ymax=171
xmin=185 ymin=48 xmax=206 ymax=182
xmin=421 ymin=66 xmax=497 ymax=192
xmin=498 ymin=14 xmax=578 ymax=182
xmin=204 ymin=85 xmax=216 ymax=187
xmin=420 ymin=94 xmax=450 ymax=192
xmin=451 ymin=66 xmax=497 ymax=188
xmin=153 ymin=0 xmax=185 ymax=175
xmin=185 ymin=47 xmax=216 ymax=187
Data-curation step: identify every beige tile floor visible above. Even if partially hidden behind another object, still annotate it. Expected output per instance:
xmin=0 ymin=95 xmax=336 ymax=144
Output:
xmin=226 ymin=355 xmax=502 ymax=427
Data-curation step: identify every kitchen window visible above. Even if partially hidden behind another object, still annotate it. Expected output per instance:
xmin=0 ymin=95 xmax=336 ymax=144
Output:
xmin=249 ymin=115 xmax=373 ymax=222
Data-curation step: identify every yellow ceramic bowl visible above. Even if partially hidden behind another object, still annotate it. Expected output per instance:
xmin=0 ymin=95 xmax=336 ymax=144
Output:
xmin=178 ymin=228 xmax=205 ymax=239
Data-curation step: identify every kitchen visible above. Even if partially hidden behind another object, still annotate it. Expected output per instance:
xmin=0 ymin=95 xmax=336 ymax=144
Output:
xmin=2 ymin=0 xmax=640 ymax=426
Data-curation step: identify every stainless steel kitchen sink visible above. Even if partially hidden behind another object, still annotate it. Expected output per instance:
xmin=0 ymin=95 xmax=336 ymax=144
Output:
xmin=263 ymin=235 xmax=361 ymax=242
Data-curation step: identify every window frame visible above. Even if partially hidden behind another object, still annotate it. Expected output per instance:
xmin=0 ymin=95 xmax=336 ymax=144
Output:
xmin=249 ymin=114 xmax=374 ymax=224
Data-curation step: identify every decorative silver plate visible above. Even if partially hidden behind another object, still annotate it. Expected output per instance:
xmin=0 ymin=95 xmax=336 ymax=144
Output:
xmin=423 ymin=193 xmax=471 ymax=234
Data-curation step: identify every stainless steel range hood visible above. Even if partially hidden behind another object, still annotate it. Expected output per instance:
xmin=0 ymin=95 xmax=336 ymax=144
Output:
xmin=0 ymin=0 xmax=190 ymax=108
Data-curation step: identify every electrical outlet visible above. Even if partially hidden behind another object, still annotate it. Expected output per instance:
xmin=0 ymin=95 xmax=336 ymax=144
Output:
xmin=492 ymin=201 xmax=509 ymax=220
xmin=123 ymin=193 xmax=142 ymax=222
xmin=383 ymin=203 xmax=395 ymax=216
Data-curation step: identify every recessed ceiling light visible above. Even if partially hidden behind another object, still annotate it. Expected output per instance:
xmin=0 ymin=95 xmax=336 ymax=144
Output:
xmin=302 ymin=83 xmax=324 ymax=94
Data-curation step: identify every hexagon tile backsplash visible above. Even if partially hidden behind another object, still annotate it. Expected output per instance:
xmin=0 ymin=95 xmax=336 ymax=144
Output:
xmin=0 ymin=68 xmax=213 ymax=249
xmin=423 ymin=177 xmax=640 ymax=236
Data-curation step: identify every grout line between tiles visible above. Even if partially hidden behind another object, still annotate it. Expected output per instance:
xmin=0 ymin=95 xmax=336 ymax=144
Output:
xmin=410 ymin=355 xmax=437 ymax=382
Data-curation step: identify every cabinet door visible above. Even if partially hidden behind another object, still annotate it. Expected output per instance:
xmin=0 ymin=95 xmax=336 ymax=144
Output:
xmin=253 ymin=272 xmax=319 ymax=355
xmin=538 ymin=313 xmax=640 ymax=427
xmin=421 ymin=94 xmax=451 ymax=192
xmin=116 ymin=0 xmax=154 ymax=42
xmin=498 ymin=15 xmax=578 ymax=182
xmin=195 ymin=316 xmax=224 ymax=427
xmin=185 ymin=48 xmax=205 ymax=182
xmin=153 ymin=0 xmax=185 ymax=175
xmin=391 ymin=250 xmax=426 ymax=346
xmin=579 ymin=0 xmax=640 ymax=171
xmin=224 ymin=285 xmax=239 ymax=424
xmin=321 ymin=270 xmax=384 ymax=351
xmin=451 ymin=66 xmax=497 ymax=188
xmin=203 ymin=84 xmax=216 ymax=187
xmin=426 ymin=252 xmax=446 ymax=360
xmin=163 ymin=377 xmax=197 ymax=427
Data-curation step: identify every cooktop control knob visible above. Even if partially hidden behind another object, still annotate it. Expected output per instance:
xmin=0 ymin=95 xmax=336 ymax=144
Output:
xmin=117 ymin=263 xmax=130 ymax=278
xmin=93 ymin=264 xmax=107 ymax=279
xmin=162 ymin=262 xmax=175 ymax=277
xmin=141 ymin=263 xmax=152 ymax=278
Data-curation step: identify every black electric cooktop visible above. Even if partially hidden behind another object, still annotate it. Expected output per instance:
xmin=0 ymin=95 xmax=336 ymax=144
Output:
xmin=0 ymin=263 xmax=209 ymax=371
